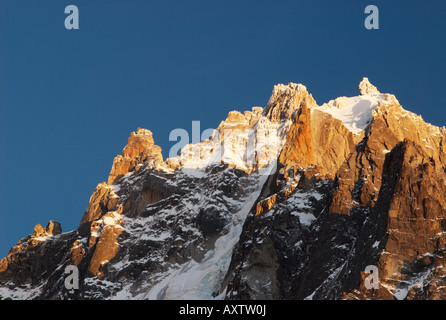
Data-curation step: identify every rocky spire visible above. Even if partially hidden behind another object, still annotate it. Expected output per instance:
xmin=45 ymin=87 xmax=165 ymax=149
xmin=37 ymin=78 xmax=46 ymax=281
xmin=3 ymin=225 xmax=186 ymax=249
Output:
xmin=359 ymin=77 xmax=380 ymax=95
xmin=108 ymin=128 xmax=163 ymax=185
xmin=263 ymin=82 xmax=317 ymax=122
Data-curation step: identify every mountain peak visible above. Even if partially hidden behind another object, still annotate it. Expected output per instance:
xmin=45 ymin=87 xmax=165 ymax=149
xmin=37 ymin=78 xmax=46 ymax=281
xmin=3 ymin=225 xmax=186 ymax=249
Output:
xmin=359 ymin=77 xmax=380 ymax=95
xmin=264 ymin=82 xmax=316 ymax=122
xmin=271 ymin=82 xmax=308 ymax=96
xmin=1 ymin=78 xmax=446 ymax=300
xmin=108 ymin=128 xmax=163 ymax=185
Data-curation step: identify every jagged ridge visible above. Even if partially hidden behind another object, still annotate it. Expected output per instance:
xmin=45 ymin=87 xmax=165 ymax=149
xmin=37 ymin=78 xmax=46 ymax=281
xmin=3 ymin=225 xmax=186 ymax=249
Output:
xmin=1 ymin=78 xmax=445 ymax=300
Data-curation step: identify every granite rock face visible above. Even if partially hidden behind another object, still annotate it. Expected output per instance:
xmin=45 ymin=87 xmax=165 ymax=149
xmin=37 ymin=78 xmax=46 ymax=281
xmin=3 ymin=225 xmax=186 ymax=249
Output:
xmin=108 ymin=128 xmax=163 ymax=185
xmin=1 ymin=79 xmax=445 ymax=300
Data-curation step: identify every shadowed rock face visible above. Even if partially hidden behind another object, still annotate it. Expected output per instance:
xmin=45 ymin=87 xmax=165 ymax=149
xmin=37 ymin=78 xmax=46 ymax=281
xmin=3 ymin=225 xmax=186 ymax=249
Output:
xmin=224 ymin=96 xmax=446 ymax=300
xmin=0 ymin=221 xmax=66 ymax=286
xmin=1 ymin=79 xmax=446 ymax=300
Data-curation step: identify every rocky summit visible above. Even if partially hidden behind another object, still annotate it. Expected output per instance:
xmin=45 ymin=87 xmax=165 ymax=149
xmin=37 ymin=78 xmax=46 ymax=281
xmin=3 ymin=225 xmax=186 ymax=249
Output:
xmin=1 ymin=79 xmax=446 ymax=300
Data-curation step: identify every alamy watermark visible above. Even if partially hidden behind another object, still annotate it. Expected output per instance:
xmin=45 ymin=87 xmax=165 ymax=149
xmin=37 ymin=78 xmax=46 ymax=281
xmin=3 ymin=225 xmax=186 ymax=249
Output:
xmin=364 ymin=5 xmax=379 ymax=30
xmin=364 ymin=265 xmax=379 ymax=289
xmin=64 ymin=5 xmax=379 ymax=31
xmin=64 ymin=265 xmax=79 ymax=290
xmin=64 ymin=5 xmax=79 ymax=30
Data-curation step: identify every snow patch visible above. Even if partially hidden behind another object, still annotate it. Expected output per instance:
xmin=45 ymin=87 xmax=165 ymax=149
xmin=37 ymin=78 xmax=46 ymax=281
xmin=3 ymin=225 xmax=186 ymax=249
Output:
xmin=314 ymin=93 xmax=394 ymax=134
xmin=291 ymin=211 xmax=316 ymax=227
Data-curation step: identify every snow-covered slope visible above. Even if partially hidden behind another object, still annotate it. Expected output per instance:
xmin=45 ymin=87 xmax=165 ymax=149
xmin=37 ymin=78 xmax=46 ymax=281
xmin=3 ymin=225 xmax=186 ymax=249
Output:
xmin=313 ymin=78 xmax=399 ymax=135
xmin=165 ymin=110 xmax=292 ymax=175
xmin=314 ymin=94 xmax=389 ymax=134
xmin=143 ymin=173 xmax=268 ymax=300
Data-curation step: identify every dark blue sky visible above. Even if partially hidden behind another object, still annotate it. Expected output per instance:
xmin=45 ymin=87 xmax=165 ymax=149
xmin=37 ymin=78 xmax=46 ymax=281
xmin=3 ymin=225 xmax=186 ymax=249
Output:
xmin=1 ymin=0 xmax=445 ymax=257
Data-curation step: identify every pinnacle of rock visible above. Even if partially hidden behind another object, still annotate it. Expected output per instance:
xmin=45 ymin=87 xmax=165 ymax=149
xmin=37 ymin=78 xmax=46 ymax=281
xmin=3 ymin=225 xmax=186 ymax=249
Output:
xmin=107 ymin=128 xmax=163 ymax=185
xmin=264 ymin=82 xmax=316 ymax=122
xmin=359 ymin=77 xmax=380 ymax=95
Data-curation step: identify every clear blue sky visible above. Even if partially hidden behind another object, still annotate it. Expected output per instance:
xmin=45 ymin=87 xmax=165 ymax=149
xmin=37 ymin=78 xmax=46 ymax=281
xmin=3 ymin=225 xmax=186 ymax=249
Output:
xmin=1 ymin=0 xmax=445 ymax=258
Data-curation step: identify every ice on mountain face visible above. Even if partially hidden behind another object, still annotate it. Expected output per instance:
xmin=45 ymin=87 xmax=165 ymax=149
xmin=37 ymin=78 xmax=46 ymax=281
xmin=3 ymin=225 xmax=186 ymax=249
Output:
xmin=144 ymin=173 xmax=269 ymax=300
xmin=97 ymin=157 xmax=274 ymax=300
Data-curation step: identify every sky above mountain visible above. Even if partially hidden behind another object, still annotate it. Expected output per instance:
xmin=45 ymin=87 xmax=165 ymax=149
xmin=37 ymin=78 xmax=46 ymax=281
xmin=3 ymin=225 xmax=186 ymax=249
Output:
xmin=0 ymin=0 xmax=445 ymax=257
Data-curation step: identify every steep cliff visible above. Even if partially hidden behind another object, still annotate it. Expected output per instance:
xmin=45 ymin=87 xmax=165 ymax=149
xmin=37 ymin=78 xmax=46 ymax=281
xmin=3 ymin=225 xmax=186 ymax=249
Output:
xmin=1 ymin=78 xmax=445 ymax=300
